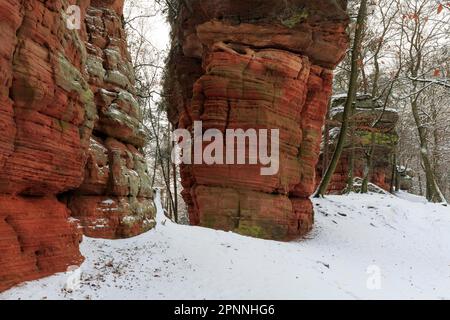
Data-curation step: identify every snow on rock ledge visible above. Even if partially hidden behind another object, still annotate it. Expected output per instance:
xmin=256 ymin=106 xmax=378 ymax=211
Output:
xmin=165 ymin=0 xmax=349 ymax=240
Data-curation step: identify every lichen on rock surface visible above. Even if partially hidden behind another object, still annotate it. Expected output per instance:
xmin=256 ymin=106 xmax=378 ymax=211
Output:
xmin=165 ymin=0 xmax=349 ymax=240
xmin=66 ymin=1 xmax=155 ymax=239
xmin=0 ymin=0 xmax=90 ymax=292
xmin=0 ymin=0 xmax=155 ymax=291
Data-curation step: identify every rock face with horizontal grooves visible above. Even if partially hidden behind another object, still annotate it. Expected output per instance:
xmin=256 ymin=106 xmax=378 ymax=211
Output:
xmin=316 ymin=94 xmax=399 ymax=194
xmin=0 ymin=0 xmax=154 ymax=292
xmin=165 ymin=0 xmax=349 ymax=240
xmin=64 ymin=2 xmax=156 ymax=239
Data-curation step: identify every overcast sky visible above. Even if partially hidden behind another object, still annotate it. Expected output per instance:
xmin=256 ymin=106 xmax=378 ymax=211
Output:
xmin=124 ymin=0 xmax=170 ymax=52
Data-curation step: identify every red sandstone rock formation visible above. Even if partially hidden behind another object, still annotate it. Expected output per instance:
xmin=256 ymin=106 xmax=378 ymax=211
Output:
xmin=0 ymin=0 xmax=154 ymax=292
xmin=0 ymin=0 xmax=90 ymax=292
xmin=64 ymin=3 xmax=155 ymax=239
xmin=316 ymin=94 xmax=399 ymax=194
xmin=165 ymin=0 xmax=349 ymax=240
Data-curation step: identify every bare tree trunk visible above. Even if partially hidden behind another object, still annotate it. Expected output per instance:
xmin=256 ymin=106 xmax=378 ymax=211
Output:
xmin=410 ymin=95 xmax=445 ymax=203
xmin=322 ymin=100 xmax=331 ymax=176
xmin=345 ymin=109 xmax=356 ymax=193
xmin=147 ymin=107 xmax=176 ymax=214
xmin=172 ymin=161 xmax=178 ymax=222
xmin=150 ymin=157 xmax=157 ymax=189
xmin=389 ymin=152 xmax=397 ymax=193
xmin=417 ymin=172 xmax=423 ymax=196
xmin=150 ymin=114 xmax=161 ymax=189
xmin=315 ymin=0 xmax=367 ymax=198
xmin=400 ymin=0 xmax=447 ymax=204
xmin=166 ymin=125 xmax=173 ymax=218
xmin=360 ymin=0 xmax=400 ymax=194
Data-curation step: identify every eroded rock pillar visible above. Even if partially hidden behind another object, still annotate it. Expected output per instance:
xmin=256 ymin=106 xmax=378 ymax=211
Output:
xmin=0 ymin=0 xmax=154 ymax=291
xmin=166 ymin=0 xmax=349 ymax=240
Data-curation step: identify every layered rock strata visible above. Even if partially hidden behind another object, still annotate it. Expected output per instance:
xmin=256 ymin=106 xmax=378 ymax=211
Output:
xmin=64 ymin=3 xmax=155 ymax=239
xmin=165 ymin=0 xmax=349 ymax=240
xmin=316 ymin=94 xmax=399 ymax=193
xmin=0 ymin=0 xmax=154 ymax=291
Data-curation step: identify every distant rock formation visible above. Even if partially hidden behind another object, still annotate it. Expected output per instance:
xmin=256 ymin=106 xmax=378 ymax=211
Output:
xmin=316 ymin=94 xmax=399 ymax=194
xmin=165 ymin=0 xmax=349 ymax=240
xmin=0 ymin=0 xmax=154 ymax=292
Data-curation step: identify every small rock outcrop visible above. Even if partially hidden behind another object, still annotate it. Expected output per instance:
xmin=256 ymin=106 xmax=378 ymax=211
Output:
xmin=316 ymin=94 xmax=399 ymax=193
xmin=165 ymin=0 xmax=349 ymax=240
xmin=0 ymin=0 xmax=154 ymax=292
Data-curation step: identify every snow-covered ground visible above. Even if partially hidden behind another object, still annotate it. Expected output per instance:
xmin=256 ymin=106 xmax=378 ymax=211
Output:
xmin=1 ymin=191 xmax=450 ymax=300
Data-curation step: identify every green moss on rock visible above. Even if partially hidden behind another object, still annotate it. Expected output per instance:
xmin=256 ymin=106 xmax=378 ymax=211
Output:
xmin=357 ymin=131 xmax=398 ymax=146
xmin=281 ymin=9 xmax=309 ymax=28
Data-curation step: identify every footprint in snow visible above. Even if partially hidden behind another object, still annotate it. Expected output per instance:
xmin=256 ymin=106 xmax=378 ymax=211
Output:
xmin=317 ymin=261 xmax=330 ymax=269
